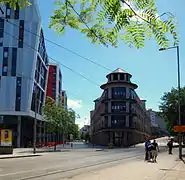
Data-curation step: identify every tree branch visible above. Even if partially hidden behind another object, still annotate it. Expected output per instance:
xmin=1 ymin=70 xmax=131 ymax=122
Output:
xmin=121 ymin=0 xmax=152 ymax=24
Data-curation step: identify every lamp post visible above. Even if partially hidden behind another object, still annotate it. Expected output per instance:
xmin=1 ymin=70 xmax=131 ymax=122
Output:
xmin=159 ymin=45 xmax=182 ymax=159
xmin=33 ymin=86 xmax=38 ymax=154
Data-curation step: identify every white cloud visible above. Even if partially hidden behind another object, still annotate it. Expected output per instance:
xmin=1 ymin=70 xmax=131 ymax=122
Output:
xmin=67 ymin=99 xmax=83 ymax=109
xmin=76 ymin=116 xmax=90 ymax=129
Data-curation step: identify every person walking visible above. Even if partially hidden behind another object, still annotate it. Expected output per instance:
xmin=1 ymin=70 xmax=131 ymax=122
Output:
xmin=151 ymin=140 xmax=159 ymax=162
xmin=167 ymin=138 xmax=174 ymax=154
xmin=145 ymin=139 xmax=151 ymax=161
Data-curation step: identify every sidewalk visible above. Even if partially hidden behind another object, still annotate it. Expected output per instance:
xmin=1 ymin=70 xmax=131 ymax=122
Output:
xmin=65 ymin=149 xmax=185 ymax=180
xmin=0 ymin=151 xmax=40 ymax=159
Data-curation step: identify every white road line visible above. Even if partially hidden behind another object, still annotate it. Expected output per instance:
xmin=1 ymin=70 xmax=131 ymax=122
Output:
xmin=0 ymin=153 xmax=143 ymax=177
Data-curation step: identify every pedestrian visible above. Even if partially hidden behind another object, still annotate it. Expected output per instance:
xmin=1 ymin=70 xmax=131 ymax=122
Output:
xmin=167 ymin=138 xmax=174 ymax=154
xmin=150 ymin=140 xmax=159 ymax=162
xmin=145 ymin=139 xmax=151 ymax=161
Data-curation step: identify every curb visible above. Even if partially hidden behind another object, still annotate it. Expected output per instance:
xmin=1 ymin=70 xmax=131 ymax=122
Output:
xmin=0 ymin=154 xmax=41 ymax=160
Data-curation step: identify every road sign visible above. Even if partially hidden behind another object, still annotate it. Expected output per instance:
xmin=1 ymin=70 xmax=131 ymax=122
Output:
xmin=173 ymin=125 xmax=185 ymax=132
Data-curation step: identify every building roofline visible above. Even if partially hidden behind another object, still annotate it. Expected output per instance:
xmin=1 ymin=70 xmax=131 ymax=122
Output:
xmin=106 ymin=68 xmax=132 ymax=78
xmin=100 ymin=81 xmax=138 ymax=89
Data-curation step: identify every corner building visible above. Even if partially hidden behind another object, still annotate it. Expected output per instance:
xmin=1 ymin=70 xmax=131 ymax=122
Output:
xmin=0 ymin=1 xmax=48 ymax=147
xmin=90 ymin=68 xmax=151 ymax=147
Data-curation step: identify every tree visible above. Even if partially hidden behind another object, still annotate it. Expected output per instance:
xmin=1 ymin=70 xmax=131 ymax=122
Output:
xmin=2 ymin=0 xmax=178 ymax=49
xmin=68 ymin=123 xmax=79 ymax=139
xmin=49 ymin=0 xmax=178 ymax=48
xmin=0 ymin=0 xmax=30 ymax=8
xmin=159 ymin=87 xmax=185 ymax=135
xmin=43 ymin=97 xmax=75 ymax=151
xmin=84 ymin=132 xmax=90 ymax=143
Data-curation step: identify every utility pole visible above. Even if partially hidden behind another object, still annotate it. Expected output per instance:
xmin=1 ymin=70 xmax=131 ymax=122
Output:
xmin=176 ymin=46 xmax=182 ymax=159
xmin=159 ymin=46 xmax=182 ymax=159
xmin=33 ymin=87 xmax=37 ymax=154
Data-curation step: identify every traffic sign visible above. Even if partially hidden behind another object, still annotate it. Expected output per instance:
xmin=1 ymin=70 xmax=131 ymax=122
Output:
xmin=173 ymin=125 xmax=185 ymax=132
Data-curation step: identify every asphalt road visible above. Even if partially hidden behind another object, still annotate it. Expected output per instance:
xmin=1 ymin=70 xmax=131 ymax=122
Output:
xmin=0 ymin=146 xmax=164 ymax=180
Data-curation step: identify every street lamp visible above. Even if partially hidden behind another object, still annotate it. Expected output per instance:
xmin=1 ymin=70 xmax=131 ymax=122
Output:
xmin=33 ymin=85 xmax=38 ymax=154
xmin=159 ymin=45 xmax=182 ymax=159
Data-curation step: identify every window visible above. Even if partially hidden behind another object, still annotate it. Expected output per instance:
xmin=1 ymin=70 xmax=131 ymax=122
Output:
xmin=11 ymin=48 xmax=17 ymax=76
xmin=15 ymin=77 xmax=22 ymax=111
xmin=111 ymin=115 xmax=126 ymax=128
xmin=120 ymin=73 xmax=125 ymax=80
xmin=38 ymin=29 xmax=46 ymax=60
xmin=0 ymin=18 xmax=4 ymax=46
xmin=112 ymin=87 xmax=126 ymax=98
xmin=2 ymin=47 xmax=8 ymax=76
xmin=6 ymin=8 xmax=11 ymax=18
xmin=129 ymin=116 xmax=133 ymax=128
xmin=105 ymin=102 xmax=108 ymax=113
xmin=4 ymin=51 xmax=8 ymax=58
xmin=104 ymin=89 xmax=108 ymax=98
xmin=40 ymin=77 xmax=45 ymax=89
xmin=3 ymin=66 xmax=8 ymax=73
xmin=18 ymin=20 xmax=24 ymax=48
xmin=52 ymin=90 xmax=56 ymax=99
xmin=111 ymin=102 xmax=126 ymax=112
xmin=14 ymin=4 xmax=19 ymax=19
xmin=104 ymin=116 xmax=108 ymax=128
xmin=125 ymin=74 xmax=129 ymax=81
xmin=112 ymin=74 xmax=118 ymax=81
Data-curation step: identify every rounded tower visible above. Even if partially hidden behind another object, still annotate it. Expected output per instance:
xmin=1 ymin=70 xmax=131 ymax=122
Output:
xmin=100 ymin=68 xmax=138 ymax=147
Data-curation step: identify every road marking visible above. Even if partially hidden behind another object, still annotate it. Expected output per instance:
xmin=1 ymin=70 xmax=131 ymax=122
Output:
xmin=0 ymin=153 xmax=143 ymax=178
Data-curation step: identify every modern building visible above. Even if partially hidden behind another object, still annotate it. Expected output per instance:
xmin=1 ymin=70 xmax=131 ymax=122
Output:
xmin=90 ymin=68 xmax=151 ymax=147
xmin=46 ymin=64 xmax=62 ymax=104
xmin=0 ymin=1 xmax=49 ymax=147
xmin=61 ymin=90 xmax=67 ymax=109
xmin=147 ymin=109 xmax=169 ymax=137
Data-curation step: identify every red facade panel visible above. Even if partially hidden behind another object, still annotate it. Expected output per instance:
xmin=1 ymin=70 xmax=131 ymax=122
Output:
xmin=46 ymin=65 xmax=57 ymax=100
xmin=46 ymin=65 xmax=53 ymax=98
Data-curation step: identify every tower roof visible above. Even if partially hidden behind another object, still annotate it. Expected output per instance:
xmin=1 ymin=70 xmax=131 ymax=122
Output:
xmin=112 ymin=68 xmax=128 ymax=74
xmin=106 ymin=68 xmax=132 ymax=78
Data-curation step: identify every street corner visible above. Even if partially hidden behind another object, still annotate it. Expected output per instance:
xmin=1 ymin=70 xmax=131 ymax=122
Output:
xmin=0 ymin=154 xmax=41 ymax=160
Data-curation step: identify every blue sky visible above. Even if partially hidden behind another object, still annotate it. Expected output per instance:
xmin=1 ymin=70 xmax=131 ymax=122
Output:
xmin=37 ymin=0 xmax=185 ymax=127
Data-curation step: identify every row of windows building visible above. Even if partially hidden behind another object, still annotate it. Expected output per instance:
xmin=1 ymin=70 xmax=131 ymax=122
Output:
xmin=0 ymin=1 xmax=68 ymax=147
xmin=90 ymin=68 xmax=151 ymax=147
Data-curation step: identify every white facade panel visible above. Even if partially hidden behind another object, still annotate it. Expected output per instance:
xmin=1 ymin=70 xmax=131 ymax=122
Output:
xmin=0 ymin=1 xmax=48 ymax=118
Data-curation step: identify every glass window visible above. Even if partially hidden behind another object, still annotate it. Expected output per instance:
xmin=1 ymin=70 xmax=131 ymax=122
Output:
xmin=4 ymin=51 xmax=8 ymax=58
xmin=14 ymin=4 xmax=19 ymax=19
xmin=0 ymin=18 xmax=4 ymax=45
xmin=11 ymin=48 xmax=17 ymax=76
xmin=6 ymin=9 xmax=11 ymax=17
xmin=104 ymin=116 xmax=108 ymax=128
xmin=104 ymin=89 xmax=108 ymax=98
xmin=120 ymin=73 xmax=125 ymax=80
xmin=0 ymin=37 xmax=3 ymax=46
xmin=112 ymin=87 xmax=126 ymax=98
xmin=111 ymin=102 xmax=126 ymax=112
xmin=112 ymin=74 xmax=118 ymax=81
xmin=111 ymin=115 xmax=126 ymax=128
xmin=129 ymin=116 xmax=133 ymax=128
xmin=18 ymin=20 xmax=24 ymax=48
xmin=15 ymin=77 xmax=22 ymax=111
xmin=105 ymin=102 xmax=108 ymax=113
xmin=3 ymin=66 xmax=8 ymax=73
